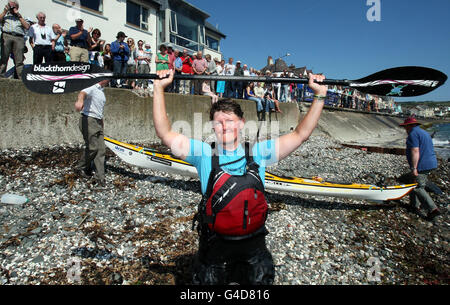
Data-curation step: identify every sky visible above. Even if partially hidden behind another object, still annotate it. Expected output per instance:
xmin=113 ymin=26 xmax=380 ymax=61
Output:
xmin=189 ymin=0 xmax=450 ymax=102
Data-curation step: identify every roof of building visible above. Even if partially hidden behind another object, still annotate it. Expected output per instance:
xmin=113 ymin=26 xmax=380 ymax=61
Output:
xmin=260 ymin=58 xmax=289 ymax=73
xmin=205 ymin=21 xmax=226 ymax=38
xmin=168 ymin=0 xmax=210 ymax=18
xmin=145 ymin=0 xmax=162 ymax=8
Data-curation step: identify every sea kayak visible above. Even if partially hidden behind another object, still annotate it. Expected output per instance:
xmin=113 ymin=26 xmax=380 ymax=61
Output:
xmin=104 ymin=136 xmax=416 ymax=203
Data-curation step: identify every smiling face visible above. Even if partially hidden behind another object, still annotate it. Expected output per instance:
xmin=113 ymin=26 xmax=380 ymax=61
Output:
xmin=212 ymin=111 xmax=245 ymax=149
xmin=36 ymin=13 xmax=46 ymax=25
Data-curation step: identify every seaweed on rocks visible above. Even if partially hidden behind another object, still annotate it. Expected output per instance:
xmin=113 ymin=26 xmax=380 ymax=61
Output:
xmin=0 ymin=136 xmax=448 ymax=285
xmin=113 ymin=177 xmax=136 ymax=191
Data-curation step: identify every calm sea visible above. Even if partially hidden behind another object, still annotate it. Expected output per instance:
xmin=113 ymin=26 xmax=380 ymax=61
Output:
xmin=426 ymin=122 xmax=450 ymax=160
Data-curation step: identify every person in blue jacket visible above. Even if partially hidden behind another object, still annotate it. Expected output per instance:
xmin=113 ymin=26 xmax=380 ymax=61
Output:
xmin=110 ymin=31 xmax=129 ymax=88
xmin=400 ymin=117 xmax=441 ymax=220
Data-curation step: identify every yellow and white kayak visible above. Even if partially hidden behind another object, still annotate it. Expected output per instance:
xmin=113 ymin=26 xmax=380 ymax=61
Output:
xmin=104 ymin=136 xmax=416 ymax=203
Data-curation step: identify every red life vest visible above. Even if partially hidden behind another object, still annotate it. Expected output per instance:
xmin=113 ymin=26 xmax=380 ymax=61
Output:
xmin=195 ymin=142 xmax=268 ymax=240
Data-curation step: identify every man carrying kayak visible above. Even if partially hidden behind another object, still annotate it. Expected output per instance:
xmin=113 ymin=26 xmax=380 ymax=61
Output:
xmin=152 ymin=69 xmax=327 ymax=284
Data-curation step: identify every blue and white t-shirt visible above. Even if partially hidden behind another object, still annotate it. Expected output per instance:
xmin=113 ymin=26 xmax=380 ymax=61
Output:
xmin=185 ymin=139 xmax=277 ymax=195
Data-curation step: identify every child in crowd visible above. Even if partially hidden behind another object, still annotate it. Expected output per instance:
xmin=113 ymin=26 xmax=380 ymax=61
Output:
xmin=202 ymin=81 xmax=218 ymax=104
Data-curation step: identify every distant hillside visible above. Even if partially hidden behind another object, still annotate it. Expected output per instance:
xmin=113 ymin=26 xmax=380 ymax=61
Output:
xmin=397 ymin=101 xmax=450 ymax=106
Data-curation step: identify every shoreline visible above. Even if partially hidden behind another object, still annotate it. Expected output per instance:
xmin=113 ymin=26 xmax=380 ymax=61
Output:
xmin=1 ymin=135 xmax=448 ymax=285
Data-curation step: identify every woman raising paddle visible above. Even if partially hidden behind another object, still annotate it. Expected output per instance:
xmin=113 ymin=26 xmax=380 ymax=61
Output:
xmin=152 ymin=69 xmax=327 ymax=285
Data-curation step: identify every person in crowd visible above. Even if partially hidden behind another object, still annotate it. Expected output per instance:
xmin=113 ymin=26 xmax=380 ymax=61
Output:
xmin=202 ymin=80 xmax=218 ymax=104
xmin=192 ymin=51 xmax=207 ymax=95
xmin=68 ymin=18 xmax=91 ymax=63
xmin=74 ymin=79 xmax=110 ymax=188
xmin=88 ymin=28 xmax=104 ymax=66
xmin=347 ymin=89 xmax=353 ymax=109
xmin=52 ymin=24 xmax=67 ymax=62
xmin=290 ymin=82 xmax=296 ymax=103
xmin=242 ymin=64 xmax=250 ymax=94
xmin=205 ymin=54 xmax=217 ymax=92
xmin=0 ymin=0 xmax=30 ymax=78
xmin=173 ymin=49 xmax=182 ymax=93
xmin=179 ymin=49 xmax=192 ymax=95
xmin=243 ymin=64 xmax=250 ymax=76
xmin=144 ymin=42 xmax=152 ymax=69
xmin=155 ymin=44 xmax=169 ymax=71
xmin=279 ymin=70 xmax=289 ymax=102
xmin=126 ymin=37 xmax=137 ymax=89
xmin=102 ymin=43 xmax=113 ymax=71
xmin=165 ymin=46 xmax=176 ymax=92
xmin=369 ymin=98 xmax=375 ymax=112
xmin=135 ymin=40 xmax=151 ymax=95
xmin=245 ymin=81 xmax=268 ymax=121
xmin=215 ymin=58 xmax=225 ymax=98
xmin=264 ymin=81 xmax=282 ymax=113
xmin=28 ymin=12 xmax=55 ymax=64
xmin=399 ymin=117 xmax=441 ymax=221
xmin=352 ymin=90 xmax=358 ymax=109
xmin=254 ymin=81 xmax=265 ymax=101
xmin=110 ymin=31 xmax=130 ymax=88
xmin=224 ymin=57 xmax=235 ymax=98
xmin=152 ymin=69 xmax=328 ymax=285
xmin=234 ymin=60 xmax=244 ymax=99
xmin=64 ymin=45 xmax=70 ymax=61
xmin=167 ymin=46 xmax=175 ymax=70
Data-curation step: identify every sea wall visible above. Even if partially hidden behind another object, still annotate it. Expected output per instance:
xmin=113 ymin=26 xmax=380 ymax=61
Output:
xmin=0 ymin=79 xmax=300 ymax=149
xmin=302 ymin=105 xmax=407 ymax=148
xmin=1 ymin=79 xmax=429 ymax=150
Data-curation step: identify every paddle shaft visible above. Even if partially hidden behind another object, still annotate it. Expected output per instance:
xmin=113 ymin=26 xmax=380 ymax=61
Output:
xmin=104 ymin=73 xmax=351 ymax=85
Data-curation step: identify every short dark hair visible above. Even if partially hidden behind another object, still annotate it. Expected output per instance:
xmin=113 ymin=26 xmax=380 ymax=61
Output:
xmin=209 ymin=99 xmax=244 ymax=121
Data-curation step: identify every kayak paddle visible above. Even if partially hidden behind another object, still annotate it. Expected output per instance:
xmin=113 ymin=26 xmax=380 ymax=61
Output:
xmin=22 ymin=62 xmax=447 ymax=97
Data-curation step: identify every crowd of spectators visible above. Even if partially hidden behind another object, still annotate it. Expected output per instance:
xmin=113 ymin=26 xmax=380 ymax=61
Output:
xmin=0 ymin=2 xmax=385 ymax=114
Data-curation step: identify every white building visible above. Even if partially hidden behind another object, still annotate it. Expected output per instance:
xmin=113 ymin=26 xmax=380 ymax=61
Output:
xmin=17 ymin=0 xmax=225 ymax=71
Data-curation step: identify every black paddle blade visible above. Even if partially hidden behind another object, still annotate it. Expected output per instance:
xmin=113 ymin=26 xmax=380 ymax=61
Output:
xmin=22 ymin=62 xmax=113 ymax=94
xmin=349 ymin=66 xmax=447 ymax=97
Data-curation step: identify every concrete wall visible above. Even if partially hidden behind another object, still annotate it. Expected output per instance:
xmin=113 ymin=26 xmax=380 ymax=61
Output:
xmin=5 ymin=78 xmax=440 ymax=150
xmin=303 ymin=105 xmax=407 ymax=148
xmin=0 ymin=79 xmax=300 ymax=149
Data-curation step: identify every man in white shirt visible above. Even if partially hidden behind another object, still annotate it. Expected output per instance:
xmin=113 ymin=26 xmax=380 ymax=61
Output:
xmin=74 ymin=80 xmax=110 ymax=186
xmin=224 ymin=57 xmax=235 ymax=98
xmin=243 ymin=64 xmax=250 ymax=76
xmin=28 ymin=12 xmax=56 ymax=64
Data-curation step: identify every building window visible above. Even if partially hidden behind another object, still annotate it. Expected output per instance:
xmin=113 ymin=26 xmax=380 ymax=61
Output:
xmin=59 ymin=0 xmax=103 ymax=13
xmin=206 ymin=36 xmax=219 ymax=51
xmin=80 ymin=0 xmax=103 ymax=12
xmin=127 ymin=0 xmax=149 ymax=31
xmin=170 ymin=34 xmax=199 ymax=51
xmin=170 ymin=11 xmax=177 ymax=33
xmin=172 ymin=11 xmax=198 ymax=43
xmin=199 ymin=25 xmax=205 ymax=45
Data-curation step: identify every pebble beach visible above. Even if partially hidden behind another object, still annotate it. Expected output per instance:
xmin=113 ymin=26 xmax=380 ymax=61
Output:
xmin=0 ymin=135 xmax=448 ymax=285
